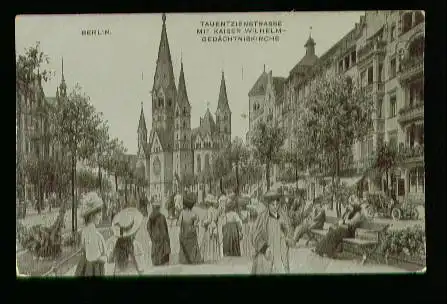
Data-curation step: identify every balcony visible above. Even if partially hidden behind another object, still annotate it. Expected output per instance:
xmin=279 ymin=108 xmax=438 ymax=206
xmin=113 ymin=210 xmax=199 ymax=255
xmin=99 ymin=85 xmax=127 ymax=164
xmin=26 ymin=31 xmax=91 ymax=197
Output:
xmin=398 ymin=102 xmax=424 ymax=125
xmin=399 ymin=56 xmax=424 ymax=84
xmin=357 ymin=39 xmax=387 ymax=62
xmin=398 ymin=143 xmax=424 ymax=165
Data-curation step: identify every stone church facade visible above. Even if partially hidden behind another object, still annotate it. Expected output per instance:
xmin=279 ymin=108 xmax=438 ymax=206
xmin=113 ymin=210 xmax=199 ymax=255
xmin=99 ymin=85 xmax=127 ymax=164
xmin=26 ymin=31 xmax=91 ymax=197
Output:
xmin=136 ymin=14 xmax=232 ymax=204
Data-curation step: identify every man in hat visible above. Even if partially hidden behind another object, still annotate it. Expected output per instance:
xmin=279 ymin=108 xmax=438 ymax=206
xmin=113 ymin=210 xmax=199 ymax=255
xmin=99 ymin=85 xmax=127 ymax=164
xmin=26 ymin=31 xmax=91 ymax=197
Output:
xmin=291 ymin=200 xmax=326 ymax=246
xmin=251 ymin=189 xmax=294 ymax=274
xmin=147 ymin=199 xmax=171 ymax=266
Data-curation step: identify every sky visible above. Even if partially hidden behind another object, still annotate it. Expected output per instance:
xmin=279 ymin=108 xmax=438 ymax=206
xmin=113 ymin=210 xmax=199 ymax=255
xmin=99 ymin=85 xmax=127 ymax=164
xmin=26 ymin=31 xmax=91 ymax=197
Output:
xmin=16 ymin=12 xmax=364 ymax=155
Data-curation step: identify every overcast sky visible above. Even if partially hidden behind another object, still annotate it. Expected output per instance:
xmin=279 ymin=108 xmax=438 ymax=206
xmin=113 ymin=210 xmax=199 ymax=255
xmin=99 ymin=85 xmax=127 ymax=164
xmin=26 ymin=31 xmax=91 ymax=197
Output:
xmin=16 ymin=12 xmax=364 ymax=154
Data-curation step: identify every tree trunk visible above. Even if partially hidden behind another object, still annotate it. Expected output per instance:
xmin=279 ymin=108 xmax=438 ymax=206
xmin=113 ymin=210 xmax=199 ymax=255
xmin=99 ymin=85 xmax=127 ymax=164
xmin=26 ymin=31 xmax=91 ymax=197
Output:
xmin=330 ymin=174 xmax=335 ymax=211
xmin=71 ymin=154 xmax=76 ymax=233
xmin=385 ymin=170 xmax=389 ymax=196
xmin=114 ymin=174 xmax=118 ymax=192
xmin=266 ymin=161 xmax=271 ymax=191
xmin=124 ymin=182 xmax=128 ymax=205
xmin=235 ymin=163 xmax=240 ymax=195
xmin=219 ymin=178 xmax=223 ymax=194
xmin=335 ymin=149 xmax=341 ymax=218
xmin=98 ymin=164 xmax=102 ymax=194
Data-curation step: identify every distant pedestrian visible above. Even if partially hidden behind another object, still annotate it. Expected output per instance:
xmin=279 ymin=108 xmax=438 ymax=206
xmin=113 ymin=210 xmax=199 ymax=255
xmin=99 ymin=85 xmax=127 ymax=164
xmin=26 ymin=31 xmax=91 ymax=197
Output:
xmin=200 ymin=195 xmax=221 ymax=262
xmin=74 ymin=192 xmax=107 ymax=277
xmin=222 ymin=194 xmax=243 ymax=257
xmin=106 ymin=207 xmax=145 ymax=276
xmin=178 ymin=193 xmax=203 ymax=264
xmin=147 ymin=200 xmax=171 ymax=266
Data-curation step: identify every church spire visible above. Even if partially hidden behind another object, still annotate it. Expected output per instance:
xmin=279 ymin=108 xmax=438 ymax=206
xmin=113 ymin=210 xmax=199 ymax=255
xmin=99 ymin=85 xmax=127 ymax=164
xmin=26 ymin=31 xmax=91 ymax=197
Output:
xmin=59 ymin=57 xmax=67 ymax=97
xmin=304 ymin=26 xmax=316 ymax=56
xmin=152 ymin=13 xmax=176 ymax=93
xmin=138 ymin=101 xmax=147 ymax=133
xmin=176 ymin=57 xmax=191 ymax=109
xmin=217 ymin=71 xmax=231 ymax=113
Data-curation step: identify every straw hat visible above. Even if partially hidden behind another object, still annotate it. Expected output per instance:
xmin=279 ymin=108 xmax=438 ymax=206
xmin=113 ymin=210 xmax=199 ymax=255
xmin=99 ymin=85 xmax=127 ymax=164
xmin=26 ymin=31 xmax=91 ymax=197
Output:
xmin=80 ymin=192 xmax=104 ymax=218
xmin=262 ymin=189 xmax=282 ymax=203
xmin=204 ymin=194 xmax=218 ymax=206
xmin=112 ymin=207 xmax=143 ymax=238
xmin=183 ymin=193 xmax=197 ymax=209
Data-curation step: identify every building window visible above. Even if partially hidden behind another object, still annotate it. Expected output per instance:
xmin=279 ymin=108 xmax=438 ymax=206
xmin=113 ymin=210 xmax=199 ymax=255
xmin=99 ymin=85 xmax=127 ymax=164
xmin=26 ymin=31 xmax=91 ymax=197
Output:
xmin=338 ymin=60 xmax=343 ymax=72
xmin=389 ymin=95 xmax=397 ymax=118
xmin=402 ymin=12 xmax=413 ymax=34
xmin=344 ymin=56 xmax=350 ymax=70
xmin=360 ymin=71 xmax=366 ymax=87
xmin=409 ymin=166 xmax=425 ymax=193
xmin=389 ymin=57 xmax=397 ymax=78
xmin=367 ymin=67 xmax=374 ymax=85
xmin=197 ymin=155 xmax=201 ymax=173
xmin=351 ymin=51 xmax=356 ymax=65
xmin=414 ymin=11 xmax=425 ymax=25
xmin=378 ymin=63 xmax=383 ymax=82
xmin=377 ymin=98 xmax=383 ymax=118
xmin=390 ymin=23 xmax=396 ymax=41
xmin=388 ymin=130 xmax=398 ymax=150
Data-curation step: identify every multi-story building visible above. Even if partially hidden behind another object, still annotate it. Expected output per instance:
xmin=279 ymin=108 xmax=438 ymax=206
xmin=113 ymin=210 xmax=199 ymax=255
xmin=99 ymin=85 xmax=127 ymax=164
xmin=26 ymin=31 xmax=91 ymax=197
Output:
xmin=16 ymin=59 xmax=68 ymax=201
xmin=247 ymin=10 xmax=425 ymax=204
xmin=136 ymin=14 xmax=232 ymax=204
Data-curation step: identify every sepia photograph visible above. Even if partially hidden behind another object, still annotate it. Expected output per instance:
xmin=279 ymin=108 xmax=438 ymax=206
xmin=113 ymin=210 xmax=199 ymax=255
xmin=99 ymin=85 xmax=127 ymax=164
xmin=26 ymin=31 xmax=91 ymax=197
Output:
xmin=16 ymin=11 xmax=426 ymax=277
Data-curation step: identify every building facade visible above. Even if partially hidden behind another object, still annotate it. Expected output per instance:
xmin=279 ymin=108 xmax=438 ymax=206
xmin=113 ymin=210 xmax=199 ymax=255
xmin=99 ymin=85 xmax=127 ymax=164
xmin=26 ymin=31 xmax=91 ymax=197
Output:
xmin=247 ymin=10 xmax=425 ymax=203
xmin=16 ymin=59 xmax=68 ymax=202
xmin=137 ymin=14 xmax=232 ymax=204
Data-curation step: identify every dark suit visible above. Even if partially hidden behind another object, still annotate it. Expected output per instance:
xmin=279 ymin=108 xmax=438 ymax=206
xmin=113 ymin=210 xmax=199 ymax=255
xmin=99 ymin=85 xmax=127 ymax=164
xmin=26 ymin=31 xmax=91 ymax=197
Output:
xmin=292 ymin=208 xmax=326 ymax=242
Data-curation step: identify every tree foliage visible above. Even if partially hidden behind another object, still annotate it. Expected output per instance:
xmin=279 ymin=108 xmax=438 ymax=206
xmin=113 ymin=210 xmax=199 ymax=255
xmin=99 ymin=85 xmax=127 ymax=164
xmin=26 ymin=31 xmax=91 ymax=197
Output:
xmin=224 ymin=137 xmax=249 ymax=194
xmin=251 ymin=120 xmax=287 ymax=191
xmin=300 ymin=74 xmax=374 ymax=216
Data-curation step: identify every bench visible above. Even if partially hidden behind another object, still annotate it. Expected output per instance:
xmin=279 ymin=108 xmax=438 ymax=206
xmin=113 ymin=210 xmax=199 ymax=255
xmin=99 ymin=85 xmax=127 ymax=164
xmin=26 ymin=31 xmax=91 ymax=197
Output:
xmin=307 ymin=216 xmax=390 ymax=265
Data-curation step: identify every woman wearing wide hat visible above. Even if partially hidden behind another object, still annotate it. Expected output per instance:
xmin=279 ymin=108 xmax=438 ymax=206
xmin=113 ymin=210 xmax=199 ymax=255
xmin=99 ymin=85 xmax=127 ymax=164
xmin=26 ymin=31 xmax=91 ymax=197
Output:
xmin=105 ymin=207 xmax=145 ymax=275
xmin=75 ymin=192 xmax=108 ymax=277
xmin=200 ymin=195 xmax=221 ymax=262
xmin=177 ymin=193 xmax=203 ymax=264
xmin=222 ymin=194 xmax=243 ymax=257
xmin=251 ymin=189 xmax=294 ymax=274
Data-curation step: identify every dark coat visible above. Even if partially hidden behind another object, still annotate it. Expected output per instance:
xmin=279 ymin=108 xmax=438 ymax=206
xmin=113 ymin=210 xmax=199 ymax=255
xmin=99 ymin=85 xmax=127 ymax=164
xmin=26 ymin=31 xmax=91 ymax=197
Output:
xmin=147 ymin=212 xmax=171 ymax=265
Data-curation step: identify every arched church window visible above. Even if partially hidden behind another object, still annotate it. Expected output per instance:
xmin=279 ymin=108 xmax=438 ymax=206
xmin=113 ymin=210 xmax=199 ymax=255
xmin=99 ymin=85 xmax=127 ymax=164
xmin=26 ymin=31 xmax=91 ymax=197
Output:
xmin=176 ymin=110 xmax=179 ymax=117
xmin=168 ymin=98 xmax=172 ymax=107
xmin=197 ymin=155 xmax=201 ymax=173
xmin=158 ymin=97 xmax=164 ymax=108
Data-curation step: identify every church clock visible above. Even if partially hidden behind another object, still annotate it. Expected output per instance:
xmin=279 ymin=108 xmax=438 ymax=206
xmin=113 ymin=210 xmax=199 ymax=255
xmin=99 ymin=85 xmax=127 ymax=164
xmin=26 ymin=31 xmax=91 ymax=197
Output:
xmin=153 ymin=156 xmax=161 ymax=176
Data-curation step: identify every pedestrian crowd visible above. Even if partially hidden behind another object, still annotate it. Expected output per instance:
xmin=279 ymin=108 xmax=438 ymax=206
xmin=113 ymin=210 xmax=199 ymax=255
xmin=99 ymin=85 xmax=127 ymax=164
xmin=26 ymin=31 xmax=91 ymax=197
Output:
xmin=74 ymin=185 xmax=367 ymax=276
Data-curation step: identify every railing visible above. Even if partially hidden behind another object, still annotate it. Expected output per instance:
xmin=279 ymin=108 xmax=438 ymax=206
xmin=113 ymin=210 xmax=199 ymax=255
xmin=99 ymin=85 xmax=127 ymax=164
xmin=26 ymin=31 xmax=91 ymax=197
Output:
xmin=398 ymin=143 xmax=424 ymax=161
xmin=399 ymin=55 xmax=424 ymax=74
xmin=358 ymin=39 xmax=387 ymax=61
xmin=398 ymin=102 xmax=424 ymax=124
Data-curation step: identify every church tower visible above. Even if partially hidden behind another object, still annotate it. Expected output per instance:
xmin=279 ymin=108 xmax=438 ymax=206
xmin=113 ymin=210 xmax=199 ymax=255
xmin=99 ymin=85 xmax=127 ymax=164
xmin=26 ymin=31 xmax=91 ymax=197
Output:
xmin=173 ymin=59 xmax=193 ymax=188
xmin=152 ymin=13 xmax=177 ymax=145
xmin=215 ymin=71 xmax=232 ymax=147
xmin=137 ymin=102 xmax=148 ymax=156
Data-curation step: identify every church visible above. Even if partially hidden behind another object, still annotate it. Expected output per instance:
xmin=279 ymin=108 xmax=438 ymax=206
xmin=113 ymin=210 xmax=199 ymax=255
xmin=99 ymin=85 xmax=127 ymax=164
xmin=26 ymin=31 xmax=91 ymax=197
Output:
xmin=136 ymin=14 xmax=232 ymax=204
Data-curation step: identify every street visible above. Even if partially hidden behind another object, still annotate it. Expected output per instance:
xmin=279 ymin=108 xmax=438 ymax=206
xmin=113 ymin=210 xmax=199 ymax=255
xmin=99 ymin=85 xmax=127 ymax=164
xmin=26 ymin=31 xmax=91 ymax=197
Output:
xmin=61 ymin=207 xmax=411 ymax=276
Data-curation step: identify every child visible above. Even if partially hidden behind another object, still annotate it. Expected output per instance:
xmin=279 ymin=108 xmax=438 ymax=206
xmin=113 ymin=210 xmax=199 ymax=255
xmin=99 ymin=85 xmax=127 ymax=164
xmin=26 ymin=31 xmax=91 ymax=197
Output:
xmin=74 ymin=192 xmax=107 ymax=277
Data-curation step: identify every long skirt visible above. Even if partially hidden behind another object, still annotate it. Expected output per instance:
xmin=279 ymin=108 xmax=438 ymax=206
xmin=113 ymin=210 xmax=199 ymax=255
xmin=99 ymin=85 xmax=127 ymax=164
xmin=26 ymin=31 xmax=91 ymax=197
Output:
xmin=314 ymin=226 xmax=352 ymax=258
xmin=179 ymin=229 xmax=203 ymax=265
xmin=222 ymin=222 xmax=241 ymax=257
xmin=74 ymin=253 xmax=105 ymax=277
xmin=200 ymin=227 xmax=220 ymax=263
xmin=240 ymin=222 xmax=253 ymax=257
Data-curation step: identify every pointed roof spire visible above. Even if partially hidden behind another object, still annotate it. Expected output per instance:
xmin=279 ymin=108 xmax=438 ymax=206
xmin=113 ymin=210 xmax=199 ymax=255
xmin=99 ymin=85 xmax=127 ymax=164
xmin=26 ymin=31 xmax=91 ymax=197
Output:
xmin=305 ymin=26 xmax=316 ymax=55
xmin=138 ymin=102 xmax=147 ymax=132
xmin=263 ymin=64 xmax=266 ymax=73
xmin=153 ymin=13 xmax=176 ymax=93
xmin=217 ymin=70 xmax=231 ymax=113
xmin=176 ymin=56 xmax=191 ymax=109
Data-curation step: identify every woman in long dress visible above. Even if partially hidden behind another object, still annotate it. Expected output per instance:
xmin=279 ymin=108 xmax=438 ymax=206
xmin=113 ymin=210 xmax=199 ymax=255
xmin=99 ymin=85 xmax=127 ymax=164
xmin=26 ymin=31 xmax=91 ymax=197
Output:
xmin=105 ymin=207 xmax=145 ymax=276
xmin=222 ymin=195 xmax=243 ymax=257
xmin=75 ymin=192 xmax=107 ymax=277
xmin=200 ymin=196 xmax=221 ymax=263
xmin=178 ymin=194 xmax=203 ymax=264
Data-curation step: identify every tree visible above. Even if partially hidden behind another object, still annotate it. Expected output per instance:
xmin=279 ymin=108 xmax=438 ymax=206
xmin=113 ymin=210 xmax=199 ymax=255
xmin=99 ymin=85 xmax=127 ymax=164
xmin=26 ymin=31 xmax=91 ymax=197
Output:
xmin=52 ymin=84 xmax=103 ymax=233
xmin=16 ymin=42 xmax=54 ymax=202
xmin=212 ymin=151 xmax=230 ymax=194
xmin=225 ymin=137 xmax=249 ymax=195
xmin=302 ymin=74 xmax=374 ymax=216
xmin=251 ymin=121 xmax=287 ymax=191
xmin=370 ymin=142 xmax=401 ymax=197
xmin=109 ymin=140 xmax=127 ymax=192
